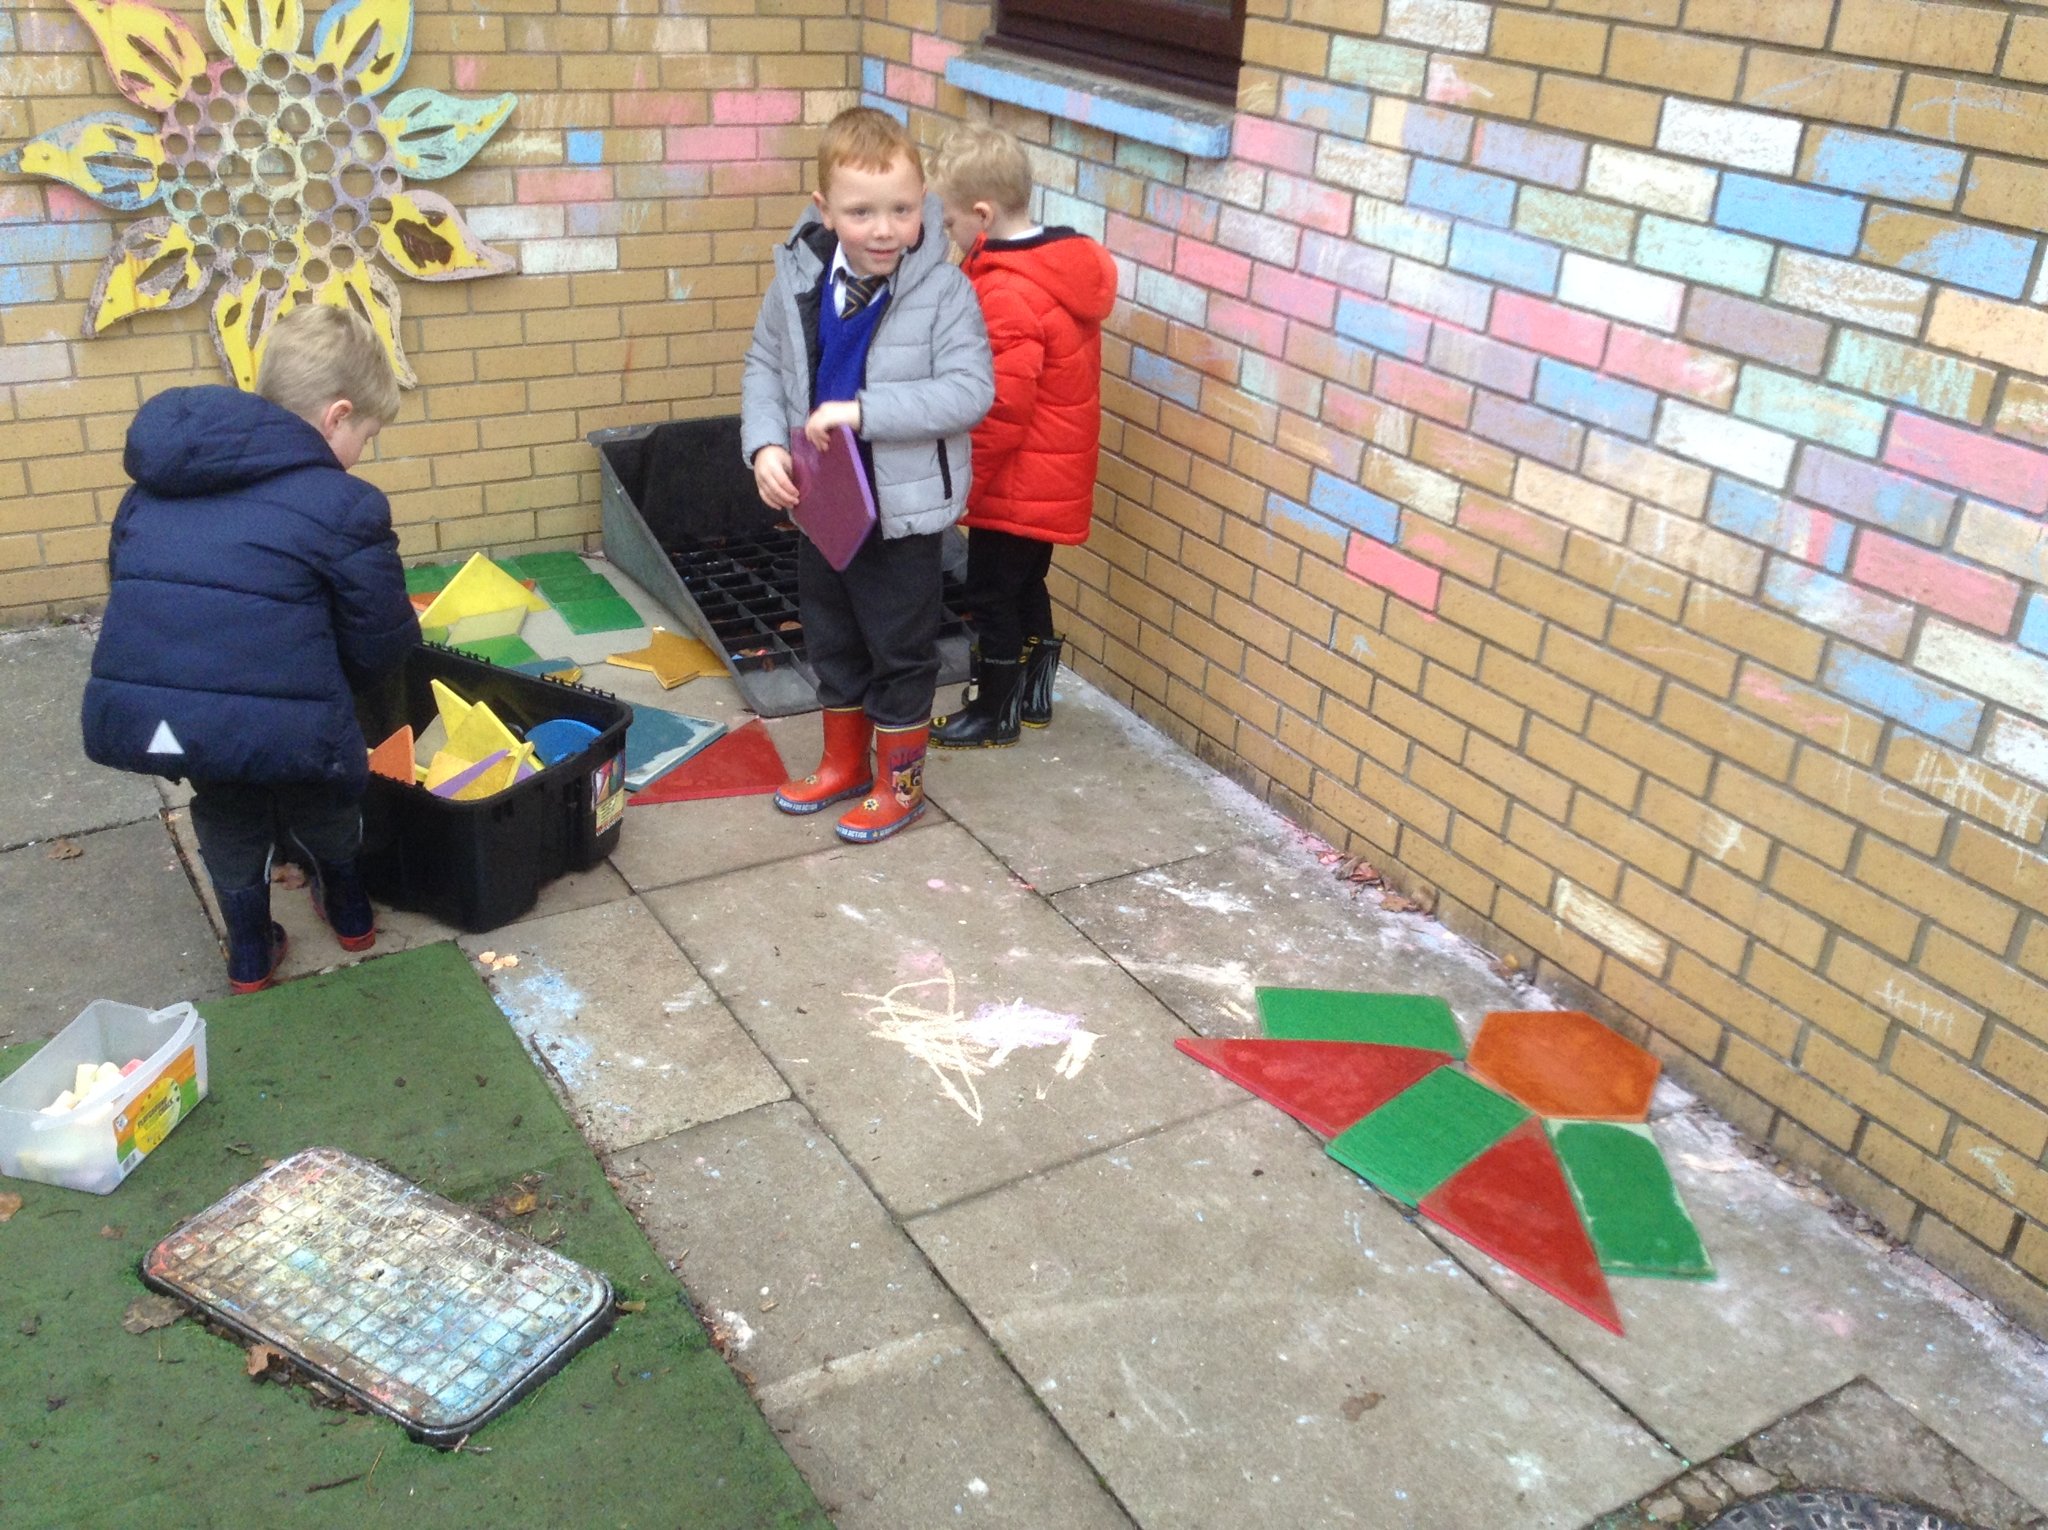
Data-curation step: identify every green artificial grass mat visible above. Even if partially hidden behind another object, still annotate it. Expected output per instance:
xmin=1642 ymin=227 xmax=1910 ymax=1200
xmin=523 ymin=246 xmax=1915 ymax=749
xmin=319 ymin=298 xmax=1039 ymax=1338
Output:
xmin=1256 ymin=988 xmax=1466 ymax=1055
xmin=1549 ymin=1121 xmax=1714 ymax=1280
xmin=1326 ymin=1067 xmax=1528 ymax=1206
xmin=0 ymin=943 xmax=826 ymax=1530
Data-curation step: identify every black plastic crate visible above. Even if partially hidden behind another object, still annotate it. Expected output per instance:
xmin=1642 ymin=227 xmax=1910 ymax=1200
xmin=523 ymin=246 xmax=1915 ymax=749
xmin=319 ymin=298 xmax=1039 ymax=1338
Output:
xmin=591 ymin=415 xmax=971 ymax=716
xmin=353 ymin=645 xmax=634 ymax=933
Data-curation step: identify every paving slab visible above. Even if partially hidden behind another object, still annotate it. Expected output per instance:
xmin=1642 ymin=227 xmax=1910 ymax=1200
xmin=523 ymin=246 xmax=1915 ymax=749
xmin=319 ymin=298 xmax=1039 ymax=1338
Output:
xmin=1745 ymin=1379 xmax=2045 ymax=1530
xmin=0 ymin=818 xmax=227 ymax=1042
xmin=645 ymin=820 xmax=1240 ymax=1214
xmin=924 ymin=672 xmax=1274 ymax=894
xmin=456 ymin=897 xmax=786 ymax=1150
xmin=1055 ymin=836 xmax=1531 ymax=1041
xmin=165 ymin=802 xmax=634 ymax=981
xmin=910 ymin=1100 xmax=1679 ymax=1528
xmin=610 ymin=701 xmax=950 ymax=893
xmin=1422 ymin=1108 xmax=2048 ymax=1508
xmin=617 ymin=1101 xmax=1134 ymax=1530
xmin=0 ymin=625 xmax=162 ymax=849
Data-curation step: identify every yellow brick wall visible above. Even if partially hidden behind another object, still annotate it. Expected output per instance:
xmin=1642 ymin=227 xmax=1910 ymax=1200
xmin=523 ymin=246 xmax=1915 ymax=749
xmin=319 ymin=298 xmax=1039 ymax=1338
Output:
xmin=868 ymin=0 xmax=2048 ymax=1332
xmin=0 ymin=0 xmax=859 ymax=624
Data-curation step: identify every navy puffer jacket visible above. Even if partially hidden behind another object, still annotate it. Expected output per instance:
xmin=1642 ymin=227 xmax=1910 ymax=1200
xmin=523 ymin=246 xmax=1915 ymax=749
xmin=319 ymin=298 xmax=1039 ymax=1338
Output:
xmin=82 ymin=386 xmax=419 ymax=792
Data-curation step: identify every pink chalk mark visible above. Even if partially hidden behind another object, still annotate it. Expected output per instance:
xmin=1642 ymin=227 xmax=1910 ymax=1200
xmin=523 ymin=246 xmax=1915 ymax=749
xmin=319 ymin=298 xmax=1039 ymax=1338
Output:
xmin=453 ymin=56 xmax=482 ymax=91
xmin=712 ymin=89 xmax=803 ymax=125
xmin=1490 ymin=291 xmax=1607 ymax=368
xmin=1346 ymin=533 xmax=1442 ymax=610
xmin=1885 ymin=410 xmax=2048 ymax=515
xmin=1852 ymin=530 xmax=2021 ymax=632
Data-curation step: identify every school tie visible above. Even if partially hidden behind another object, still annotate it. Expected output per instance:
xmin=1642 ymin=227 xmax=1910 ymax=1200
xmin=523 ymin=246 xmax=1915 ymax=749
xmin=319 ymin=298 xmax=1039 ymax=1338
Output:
xmin=840 ymin=272 xmax=885 ymax=318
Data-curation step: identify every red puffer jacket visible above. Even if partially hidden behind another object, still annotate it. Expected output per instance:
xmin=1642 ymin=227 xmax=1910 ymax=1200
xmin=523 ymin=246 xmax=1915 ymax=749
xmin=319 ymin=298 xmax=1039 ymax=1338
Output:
xmin=961 ymin=228 xmax=1119 ymax=544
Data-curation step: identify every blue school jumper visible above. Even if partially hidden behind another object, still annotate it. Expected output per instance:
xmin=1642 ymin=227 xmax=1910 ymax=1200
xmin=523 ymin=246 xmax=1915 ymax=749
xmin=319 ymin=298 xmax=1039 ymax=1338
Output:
xmin=815 ymin=280 xmax=890 ymax=405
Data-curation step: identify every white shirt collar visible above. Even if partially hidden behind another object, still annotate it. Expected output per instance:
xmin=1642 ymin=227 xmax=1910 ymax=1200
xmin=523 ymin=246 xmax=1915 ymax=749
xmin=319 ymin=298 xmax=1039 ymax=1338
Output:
xmin=830 ymin=245 xmax=889 ymax=293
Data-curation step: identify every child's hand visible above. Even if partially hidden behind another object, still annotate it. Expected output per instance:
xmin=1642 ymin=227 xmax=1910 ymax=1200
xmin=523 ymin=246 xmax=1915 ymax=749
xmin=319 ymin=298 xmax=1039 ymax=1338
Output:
xmin=803 ymin=400 xmax=861 ymax=449
xmin=753 ymin=445 xmax=799 ymax=510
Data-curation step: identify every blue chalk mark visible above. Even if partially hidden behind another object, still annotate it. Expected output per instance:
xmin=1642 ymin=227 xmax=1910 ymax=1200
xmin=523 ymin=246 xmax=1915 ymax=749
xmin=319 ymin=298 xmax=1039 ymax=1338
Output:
xmin=564 ymin=129 xmax=603 ymax=165
xmin=1308 ymin=471 xmax=1401 ymax=542
xmin=1822 ymin=647 xmax=1983 ymax=748
xmin=1714 ymin=174 xmax=1864 ymax=256
xmin=1448 ymin=222 xmax=1561 ymax=296
xmin=1407 ymin=160 xmax=1516 ymax=228
xmin=1534 ymin=358 xmax=1658 ymax=439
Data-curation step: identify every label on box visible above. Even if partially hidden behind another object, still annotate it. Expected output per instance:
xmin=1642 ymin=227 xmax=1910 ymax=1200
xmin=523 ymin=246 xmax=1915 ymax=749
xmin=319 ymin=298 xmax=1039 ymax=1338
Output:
xmin=592 ymin=755 xmax=625 ymax=835
xmin=114 ymin=1047 xmax=200 ymax=1168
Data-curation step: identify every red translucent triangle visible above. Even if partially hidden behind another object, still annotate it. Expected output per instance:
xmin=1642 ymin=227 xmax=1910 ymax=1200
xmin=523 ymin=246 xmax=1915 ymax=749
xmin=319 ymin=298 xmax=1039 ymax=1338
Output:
xmin=1174 ymin=1037 xmax=1453 ymax=1138
xmin=1419 ymin=1117 xmax=1623 ymax=1336
xmin=628 ymin=718 xmax=787 ymax=804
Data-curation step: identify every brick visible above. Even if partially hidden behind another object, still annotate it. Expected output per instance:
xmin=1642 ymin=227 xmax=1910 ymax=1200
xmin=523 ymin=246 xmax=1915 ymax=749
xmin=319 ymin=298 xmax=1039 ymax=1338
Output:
xmin=1774 ymin=849 xmax=1923 ymax=959
xmin=1369 ymin=98 xmax=1474 ymax=162
xmin=1619 ymin=865 xmax=1751 ymax=971
xmin=1471 ymin=393 xmax=1585 ymax=472
xmin=1241 ymin=18 xmax=1332 ymax=75
xmin=1735 ymin=368 xmax=1887 ymax=458
xmin=1263 ymin=172 xmax=1354 ymax=237
xmin=1604 ymin=326 xmax=1738 ymax=408
xmin=1352 ymin=196 xmax=1453 ymax=263
xmin=1898 ymin=75 xmax=2048 ymax=161
xmin=1533 ymin=359 xmax=1656 ymax=439
xmin=1459 ymin=493 xmax=1570 ymax=568
xmin=1490 ymin=8 xmax=1607 ymax=72
xmin=1863 ymin=836 xmax=2019 ymax=956
xmin=1515 ymin=458 xmax=1631 ymax=540
xmin=1515 ymin=187 xmax=1638 ymax=259
xmin=2013 ymin=14 xmax=2048 ymax=86
xmin=1606 ymin=26 xmax=1744 ymax=99
xmin=1571 ymin=791 xmax=1688 ymax=886
xmin=1535 ymin=74 xmax=1663 ymax=147
xmin=1922 ymin=928 xmax=2048 ymax=1042
xmin=1345 ymin=534 xmax=1442 ymax=609
xmin=1739 ymin=50 xmax=1902 ymax=131
xmin=1424 ymin=56 xmax=1541 ymax=120
xmin=1567 ymin=538 xmax=1690 ymax=622
xmin=1800 ymin=126 xmax=1965 ymax=209
xmin=1174 ymin=238 xmax=1253 ymax=297
xmin=1447 ymin=224 xmax=1560 ymax=297
xmin=1835 ymin=0 xmax=2012 ymax=75
xmin=1554 ymin=877 xmax=1669 ymax=970
xmin=1642 ymin=779 xmax=1767 ymax=875
xmin=1854 ymin=532 xmax=2020 ymax=634
xmin=1893 ymin=736 xmax=2048 ymax=847
xmin=1984 ymin=713 xmax=2048 ymax=798
xmin=1412 ymin=421 xmax=1518 ymax=495
xmin=1828 ymin=332 xmax=1994 ymax=426
xmin=1990 ymin=1027 xmax=2048 ymax=1108
xmin=1407 ymin=161 xmax=1516 ymax=228
xmin=1471 ymin=122 xmax=1586 ymax=191
xmin=1724 ymin=1037 xmax=1860 ymax=1147
xmin=1489 ymin=291 xmax=1609 ymax=368
xmin=1278 ymin=77 xmax=1375 ymax=141
xmin=1557 ymin=253 xmax=1683 ymax=332
xmin=1330 ymin=35 xmax=1431 ymax=96
xmin=1867 ymin=1127 xmax=2017 ymax=1251
xmin=1824 ymin=645 xmax=1984 ymax=747
xmin=1794 ymin=447 xmax=1954 ymax=545
xmin=1635 ymin=215 xmax=1773 ymax=296
xmin=1771 ymin=251 xmax=1927 ymax=337
xmin=1708 ymin=479 xmax=1850 ymax=572
xmin=1389 ymin=259 xmax=1493 ymax=330
xmin=1655 ymin=400 xmax=1795 ymax=488
xmin=1497 ymin=558 xmax=1611 ymax=637
xmin=1926 ymin=289 xmax=2048 ymax=376
xmin=1861 ymin=207 xmax=2036 ymax=300
xmin=1428 ymin=327 xmax=1539 ymax=399
xmin=1583 ymin=143 xmax=1717 ymax=220
xmin=1314 ymin=138 xmax=1413 ymax=204
xmin=1632 ymin=507 xmax=1763 ymax=591
xmin=1886 ymin=412 xmax=2048 ymax=516
xmin=1999 ymin=380 xmax=2048 ymax=450
xmin=1948 ymin=821 xmax=2048 ymax=921
xmin=1384 ymin=0 xmax=1492 ymax=53
xmin=1365 ymin=448 xmax=1463 ymax=521
xmin=1658 ymin=99 xmax=1803 ymax=176
xmin=1963 ymin=156 xmax=2048 ymax=236
xmin=1678 ymin=289 xmax=1826 ymax=377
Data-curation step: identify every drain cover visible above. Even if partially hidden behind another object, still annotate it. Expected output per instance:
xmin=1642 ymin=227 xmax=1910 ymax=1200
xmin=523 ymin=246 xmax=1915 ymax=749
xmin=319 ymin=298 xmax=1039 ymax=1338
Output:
xmin=144 ymin=1147 xmax=613 ymax=1445
xmin=1708 ymin=1492 xmax=1982 ymax=1530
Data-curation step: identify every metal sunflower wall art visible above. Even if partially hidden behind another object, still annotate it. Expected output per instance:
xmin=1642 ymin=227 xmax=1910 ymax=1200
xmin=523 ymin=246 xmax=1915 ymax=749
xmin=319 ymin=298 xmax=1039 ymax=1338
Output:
xmin=1 ymin=0 xmax=520 ymax=388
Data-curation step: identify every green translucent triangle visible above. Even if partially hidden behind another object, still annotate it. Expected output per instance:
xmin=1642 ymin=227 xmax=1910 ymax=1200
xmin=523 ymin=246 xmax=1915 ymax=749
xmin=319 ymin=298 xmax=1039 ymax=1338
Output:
xmin=1326 ymin=1068 xmax=1528 ymax=1205
xmin=453 ymin=634 xmax=542 ymax=667
xmin=554 ymin=594 xmax=645 ymax=635
xmin=1549 ymin=1121 xmax=1713 ymax=1280
xmin=536 ymin=571 xmax=618 ymax=605
xmin=1257 ymin=988 xmax=1465 ymax=1056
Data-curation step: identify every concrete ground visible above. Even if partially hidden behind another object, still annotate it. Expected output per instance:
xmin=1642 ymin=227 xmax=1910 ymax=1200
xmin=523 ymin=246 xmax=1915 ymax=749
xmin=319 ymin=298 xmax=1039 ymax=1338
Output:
xmin=6 ymin=560 xmax=2048 ymax=1530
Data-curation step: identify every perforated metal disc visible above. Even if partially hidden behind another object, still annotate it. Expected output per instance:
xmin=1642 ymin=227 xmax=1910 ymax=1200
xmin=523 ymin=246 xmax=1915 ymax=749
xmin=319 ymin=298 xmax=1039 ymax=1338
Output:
xmin=144 ymin=1147 xmax=613 ymax=1445
xmin=1707 ymin=1492 xmax=1982 ymax=1530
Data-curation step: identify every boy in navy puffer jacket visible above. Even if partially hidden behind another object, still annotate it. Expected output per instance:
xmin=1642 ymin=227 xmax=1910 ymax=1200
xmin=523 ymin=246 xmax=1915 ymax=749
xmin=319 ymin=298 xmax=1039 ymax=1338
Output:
xmin=83 ymin=304 xmax=419 ymax=993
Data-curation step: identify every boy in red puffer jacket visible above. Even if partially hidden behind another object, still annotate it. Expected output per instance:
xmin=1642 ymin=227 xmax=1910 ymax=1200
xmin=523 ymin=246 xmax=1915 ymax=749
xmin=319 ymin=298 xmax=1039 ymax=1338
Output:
xmin=929 ymin=123 xmax=1118 ymax=748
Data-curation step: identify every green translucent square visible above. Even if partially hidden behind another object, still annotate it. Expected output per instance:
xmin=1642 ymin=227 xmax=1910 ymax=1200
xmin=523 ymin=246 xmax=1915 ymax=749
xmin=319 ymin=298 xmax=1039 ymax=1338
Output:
xmin=1326 ymin=1069 xmax=1527 ymax=1205
xmin=505 ymin=550 xmax=593 ymax=579
xmin=404 ymin=563 xmax=460 ymax=594
xmin=420 ymin=624 xmax=451 ymax=645
xmin=1257 ymin=988 xmax=1465 ymax=1056
xmin=453 ymin=635 xmax=541 ymax=667
xmin=536 ymin=572 xmax=616 ymax=604
xmin=1550 ymin=1121 xmax=1713 ymax=1280
xmin=553 ymin=594 xmax=644 ymax=635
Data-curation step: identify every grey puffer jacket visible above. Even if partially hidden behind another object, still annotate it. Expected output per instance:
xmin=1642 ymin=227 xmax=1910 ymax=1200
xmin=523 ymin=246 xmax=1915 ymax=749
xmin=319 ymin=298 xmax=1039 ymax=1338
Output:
xmin=741 ymin=197 xmax=995 ymax=539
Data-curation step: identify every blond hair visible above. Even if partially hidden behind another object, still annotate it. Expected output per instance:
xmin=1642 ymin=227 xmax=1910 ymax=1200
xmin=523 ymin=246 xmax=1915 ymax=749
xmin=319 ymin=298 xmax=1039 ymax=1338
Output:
xmin=256 ymin=302 xmax=401 ymax=426
xmin=816 ymin=106 xmax=922 ymax=196
xmin=930 ymin=123 xmax=1034 ymax=216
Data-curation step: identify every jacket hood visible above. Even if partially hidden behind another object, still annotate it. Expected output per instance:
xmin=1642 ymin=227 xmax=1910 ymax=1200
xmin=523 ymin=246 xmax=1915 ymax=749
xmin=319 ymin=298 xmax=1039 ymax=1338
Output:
xmin=782 ymin=194 xmax=954 ymax=299
xmin=969 ymin=230 xmax=1118 ymax=324
xmin=124 ymin=386 xmax=339 ymax=498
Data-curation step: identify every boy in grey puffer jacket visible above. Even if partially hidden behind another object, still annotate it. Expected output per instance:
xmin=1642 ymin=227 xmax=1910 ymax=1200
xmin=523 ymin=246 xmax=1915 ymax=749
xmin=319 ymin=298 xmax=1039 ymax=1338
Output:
xmin=743 ymin=107 xmax=994 ymax=844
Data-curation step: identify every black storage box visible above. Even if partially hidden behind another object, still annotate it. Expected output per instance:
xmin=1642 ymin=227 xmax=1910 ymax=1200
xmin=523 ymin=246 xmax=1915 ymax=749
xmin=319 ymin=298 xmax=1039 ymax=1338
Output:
xmin=354 ymin=645 xmax=634 ymax=933
xmin=591 ymin=415 xmax=972 ymax=717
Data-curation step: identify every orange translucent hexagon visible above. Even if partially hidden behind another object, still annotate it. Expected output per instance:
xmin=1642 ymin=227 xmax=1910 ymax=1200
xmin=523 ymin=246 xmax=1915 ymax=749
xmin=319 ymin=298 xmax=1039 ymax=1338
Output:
xmin=1466 ymin=1010 xmax=1661 ymax=1121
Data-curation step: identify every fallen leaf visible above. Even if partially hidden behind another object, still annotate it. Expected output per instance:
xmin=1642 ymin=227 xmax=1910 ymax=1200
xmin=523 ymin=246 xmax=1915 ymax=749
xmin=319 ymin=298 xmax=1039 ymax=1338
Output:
xmin=121 ymin=1294 xmax=186 ymax=1335
xmin=1379 ymin=893 xmax=1419 ymax=914
xmin=45 ymin=839 xmax=82 ymax=861
xmin=759 ymin=1299 xmax=777 ymax=1312
xmin=99 ymin=1225 xmax=124 ymax=1240
xmin=615 ymin=1299 xmax=646 ymax=1314
xmin=0 ymin=1191 xmax=22 ymax=1223
xmin=19 ymin=1315 xmax=40 ymax=1337
xmin=246 ymin=1343 xmax=281 ymax=1377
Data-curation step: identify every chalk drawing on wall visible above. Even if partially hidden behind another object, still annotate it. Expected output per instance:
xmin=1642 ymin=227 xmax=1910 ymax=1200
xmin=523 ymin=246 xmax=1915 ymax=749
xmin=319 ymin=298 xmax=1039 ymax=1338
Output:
xmin=0 ymin=0 xmax=519 ymax=389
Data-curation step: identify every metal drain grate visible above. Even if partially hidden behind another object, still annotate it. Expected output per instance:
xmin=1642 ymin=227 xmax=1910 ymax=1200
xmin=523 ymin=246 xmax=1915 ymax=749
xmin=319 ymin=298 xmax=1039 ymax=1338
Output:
xmin=143 ymin=1147 xmax=613 ymax=1446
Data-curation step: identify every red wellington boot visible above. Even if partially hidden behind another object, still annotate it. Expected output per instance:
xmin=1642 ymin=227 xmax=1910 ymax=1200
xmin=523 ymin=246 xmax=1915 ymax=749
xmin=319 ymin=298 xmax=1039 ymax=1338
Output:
xmin=835 ymin=724 xmax=928 ymax=843
xmin=774 ymin=705 xmax=873 ymax=814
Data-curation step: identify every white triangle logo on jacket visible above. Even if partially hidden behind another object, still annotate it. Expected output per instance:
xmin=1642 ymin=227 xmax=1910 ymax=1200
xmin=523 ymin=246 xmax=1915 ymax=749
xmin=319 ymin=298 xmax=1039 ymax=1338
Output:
xmin=146 ymin=720 xmax=184 ymax=755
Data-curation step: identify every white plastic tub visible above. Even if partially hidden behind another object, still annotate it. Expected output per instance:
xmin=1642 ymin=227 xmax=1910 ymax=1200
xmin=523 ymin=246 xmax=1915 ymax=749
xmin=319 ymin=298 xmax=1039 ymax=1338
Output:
xmin=0 ymin=1001 xmax=208 ymax=1193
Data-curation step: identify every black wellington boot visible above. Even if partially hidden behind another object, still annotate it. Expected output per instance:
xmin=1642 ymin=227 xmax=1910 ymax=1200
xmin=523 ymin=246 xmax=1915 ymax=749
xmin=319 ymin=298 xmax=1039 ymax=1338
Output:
xmin=931 ymin=657 xmax=1023 ymax=748
xmin=1020 ymin=636 xmax=1063 ymax=728
xmin=217 ymin=882 xmax=288 ymax=994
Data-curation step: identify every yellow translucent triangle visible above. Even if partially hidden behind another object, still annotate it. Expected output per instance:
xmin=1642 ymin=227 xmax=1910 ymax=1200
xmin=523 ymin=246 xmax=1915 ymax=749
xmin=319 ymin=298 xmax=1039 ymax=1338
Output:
xmin=448 ymin=608 xmax=527 ymax=642
xmin=417 ymin=552 xmax=546 ymax=627
xmin=607 ymin=627 xmax=723 ymax=689
xmin=451 ymin=752 xmax=523 ymax=801
xmin=446 ymin=698 xmax=524 ymax=766
xmin=423 ymin=749 xmax=477 ymax=792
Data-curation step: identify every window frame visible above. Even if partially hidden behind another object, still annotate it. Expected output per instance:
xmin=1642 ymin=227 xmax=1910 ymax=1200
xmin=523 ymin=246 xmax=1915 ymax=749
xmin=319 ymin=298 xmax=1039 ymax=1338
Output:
xmin=988 ymin=0 xmax=1248 ymax=107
